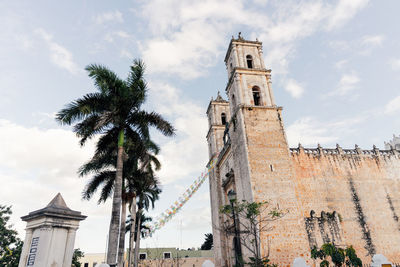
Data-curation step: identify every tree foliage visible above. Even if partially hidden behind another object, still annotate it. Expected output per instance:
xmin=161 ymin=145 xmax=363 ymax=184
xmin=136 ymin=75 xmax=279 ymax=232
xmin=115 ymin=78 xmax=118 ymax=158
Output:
xmin=56 ymin=59 xmax=174 ymax=266
xmin=200 ymin=233 xmax=213 ymax=250
xmin=72 ymin=248 xmax=85 ymax=267
xmin=220 ymin=200 xmax=286 ymax=267
xmin=311 ymin=243 xmax=362 ymax=267
xmin=0 ymin=205 xmax=23 ymax=267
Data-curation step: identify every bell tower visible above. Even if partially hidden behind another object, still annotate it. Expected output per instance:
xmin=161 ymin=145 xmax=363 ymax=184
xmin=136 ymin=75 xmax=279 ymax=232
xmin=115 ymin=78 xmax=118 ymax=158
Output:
xmin=219 ymin=34 xmax=309 ymax=264
xmin=224 ymin=33 xmax=276 ymax=115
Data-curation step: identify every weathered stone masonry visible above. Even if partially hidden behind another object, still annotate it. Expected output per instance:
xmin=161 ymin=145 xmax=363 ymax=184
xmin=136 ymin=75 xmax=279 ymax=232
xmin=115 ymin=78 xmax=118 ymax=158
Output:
xmin=207 ymin=36 xmax=400 ymax=267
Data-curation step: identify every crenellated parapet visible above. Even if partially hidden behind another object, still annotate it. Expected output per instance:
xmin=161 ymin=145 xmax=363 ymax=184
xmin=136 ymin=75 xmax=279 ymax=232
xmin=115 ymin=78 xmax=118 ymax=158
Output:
xmin=290 ymin=143 xmax=400 ymax=157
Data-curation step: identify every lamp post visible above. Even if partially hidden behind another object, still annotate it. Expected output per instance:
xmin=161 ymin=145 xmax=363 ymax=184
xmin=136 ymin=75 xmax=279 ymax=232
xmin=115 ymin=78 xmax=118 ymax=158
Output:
xmin=227 ymin=190 xmax=242 ymax=267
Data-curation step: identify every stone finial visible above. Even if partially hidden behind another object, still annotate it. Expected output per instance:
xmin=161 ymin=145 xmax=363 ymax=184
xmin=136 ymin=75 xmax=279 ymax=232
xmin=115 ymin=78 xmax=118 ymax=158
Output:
xmin=298 ymin=143 xmax=304 ymax=153
xmin=373 ymin=145 xmax=380 ymax=156
xmin=355 ymin=144 xmax=362 ymax=154
xmin=389 ymin=144 xmax=399 ymax=156
xmin=216 ymin=91 xmax=223 ymax=101
xmin=46 ymin=193 xmax=69 ymax=210
xmin=317 ymin=144 xmax=323 ymax=155
xmin=336 ymin=143 xmax=343 ymax=154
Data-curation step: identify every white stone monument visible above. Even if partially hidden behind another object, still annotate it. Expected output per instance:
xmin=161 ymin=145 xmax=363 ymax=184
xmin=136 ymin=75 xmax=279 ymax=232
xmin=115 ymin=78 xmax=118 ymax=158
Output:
xmin=18 ymin=193 xmax=86 ymax=267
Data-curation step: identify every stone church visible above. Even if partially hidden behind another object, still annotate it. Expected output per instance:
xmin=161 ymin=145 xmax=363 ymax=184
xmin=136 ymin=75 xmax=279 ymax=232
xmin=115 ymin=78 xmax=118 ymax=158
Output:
xmin=206 ymin=36 xmax=400 ymax=266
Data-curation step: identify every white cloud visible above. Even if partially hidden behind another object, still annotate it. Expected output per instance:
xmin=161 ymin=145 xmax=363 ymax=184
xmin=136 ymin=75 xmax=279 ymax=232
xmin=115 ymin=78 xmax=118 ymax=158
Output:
xmin=120 ymin=49 xmax=133 ymax=59
xmin=385 ymin=96 xmax=400 ymax=114
xmin=285 ymin=78 xmax=304 ymax=98
xmin=286 ymin=115 xmax=366 ymax=147
xmin=286 ymin=117 xmax=338 ymax=147
xmin=140 ymin=0 xmax=369 ymax=78
xmin=104 ymin=31 xmax=131 ymax=43
xmin=94 ymin=11 xmax=123 ymax=24
xmin=335 ymin=59 xmax=348 ymax=69
xmin=328 ymin=72 xmax=360 ymax=96
xmin=326 ymin=0 xmax=369 ymax=30
xmin=0 ymin=119 xmax=115 ymax=252
xmin=35 ymin=28 xmax=82 ymax=75
xmin=390 ymin=59 xmax=400 ymax=71
xmin=362 ymin=35 xmax=384 ymax=46
xmin=147 ymin=82 xmax=209 ymax=184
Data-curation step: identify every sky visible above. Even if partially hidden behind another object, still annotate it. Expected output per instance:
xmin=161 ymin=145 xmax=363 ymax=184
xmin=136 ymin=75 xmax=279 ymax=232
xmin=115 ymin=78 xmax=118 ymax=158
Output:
xmin=1 ymin=0 xmax=400 ymax=254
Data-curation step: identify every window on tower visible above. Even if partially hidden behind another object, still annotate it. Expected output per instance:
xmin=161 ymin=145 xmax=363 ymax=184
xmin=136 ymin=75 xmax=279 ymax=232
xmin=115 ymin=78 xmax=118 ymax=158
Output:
xmin=252 ymin=86 xmax=261 ymax=106
xmin=221 ymin=113 xmax=226 ymax=125
xmin=246 ymin=55 xmax=253 ymax=68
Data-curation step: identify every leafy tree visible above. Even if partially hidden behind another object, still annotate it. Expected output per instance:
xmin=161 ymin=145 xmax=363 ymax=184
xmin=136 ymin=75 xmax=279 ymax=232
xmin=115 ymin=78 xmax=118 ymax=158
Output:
xmin=220 ymin=200 xmax=285 ymax=267
xmin=311 ymin=243 xmax=362 ymax=267
xmin=0 ymin=205 xmax=23 ymax=267
xmin=56 ymin=60 xmax=175 ymax=266
xmin=200 ymin=233 xmax=213 ymax=250
xmin=72 ymin=248 xmax=84 ymax=267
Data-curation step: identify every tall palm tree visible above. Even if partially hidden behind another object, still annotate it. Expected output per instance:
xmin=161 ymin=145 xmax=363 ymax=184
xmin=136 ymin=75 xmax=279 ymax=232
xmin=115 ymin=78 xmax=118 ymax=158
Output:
xmin=79 ymin=138 xmax=160 ymax=267
xmin=56 ymin=60 xmax=174 ymax=267
xmin=132 ymin=175 xmax=161 ymax=267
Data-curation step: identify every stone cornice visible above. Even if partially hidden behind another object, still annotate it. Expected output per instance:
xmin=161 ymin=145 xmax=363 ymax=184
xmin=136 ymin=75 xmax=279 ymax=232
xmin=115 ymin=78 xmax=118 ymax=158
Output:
xmin=225 ymin=68 xmax=271 ymax=93
xmin=206 ymin=125 xmax=226 ymax=139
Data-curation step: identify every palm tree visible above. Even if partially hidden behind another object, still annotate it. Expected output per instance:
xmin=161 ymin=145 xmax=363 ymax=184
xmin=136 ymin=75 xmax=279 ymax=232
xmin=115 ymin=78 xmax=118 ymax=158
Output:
xmin=125 ymin=212 xmax=153 ymax=241
xmin=79 ymin=138 xmax=160 ymax=267
xmin=132 ymin=175 xmax=161 ymax=267
xmin=56 ymin=60 xmax=174 ymax=267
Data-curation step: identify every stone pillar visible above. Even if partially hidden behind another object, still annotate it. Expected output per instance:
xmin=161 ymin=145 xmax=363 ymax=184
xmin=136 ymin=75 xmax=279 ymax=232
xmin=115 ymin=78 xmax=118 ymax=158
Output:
xmin=18 ymin=193 xmax=86 ymax=267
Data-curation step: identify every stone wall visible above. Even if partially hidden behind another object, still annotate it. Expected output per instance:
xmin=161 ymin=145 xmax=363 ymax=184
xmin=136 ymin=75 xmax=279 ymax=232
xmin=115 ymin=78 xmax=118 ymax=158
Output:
xmin=238 ymin=106 xmax=310 ymax=266
xmin=290 ymin=145 xmax=400 ymax=263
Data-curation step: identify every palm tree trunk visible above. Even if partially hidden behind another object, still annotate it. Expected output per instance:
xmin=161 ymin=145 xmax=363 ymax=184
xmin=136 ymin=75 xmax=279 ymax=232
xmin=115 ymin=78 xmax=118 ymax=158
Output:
xmin=107 ymin=129 xmax=125 ymax=267
xmin=128 ymin=198 xmax=136 ymax=267
xmin=117 ymin=198 xmax=127 ymax=267
xmin=134 ymin=211 xmax=142 ymax=267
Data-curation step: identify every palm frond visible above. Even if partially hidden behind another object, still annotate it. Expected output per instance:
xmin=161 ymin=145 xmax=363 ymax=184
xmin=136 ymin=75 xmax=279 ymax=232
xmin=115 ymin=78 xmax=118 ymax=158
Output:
xmin=128 ymin=111 xmax=175 ymax=137
xmin=85 ymin=64 xmax=125 ymax=95
xmin=56 ymin=92 xmax=108 ymax=125
xmin=82 ymin=170 xmax=115 ymax=201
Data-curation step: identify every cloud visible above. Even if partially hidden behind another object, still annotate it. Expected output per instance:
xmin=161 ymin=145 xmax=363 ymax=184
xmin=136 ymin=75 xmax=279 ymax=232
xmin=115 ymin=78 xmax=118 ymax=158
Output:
xmin=147 ymin=81 xmax=209 ymax=184
xmin=361 ymin=35 xmax=384 ymax=46
xmin=120 ymin=49 xmax=133 ymax=59
xmin=104 ymin=31 xmax=131 ymax=43
xmin=335 ymin=59 xmax=348 ymax=69
xmin=140 ymin=0 xmax=369 ymax=79
xmin=285 ymin=78 xmax=304 ymax=98
xmin=326 ymin=0 xmax=369 ymax=30
xmin=328 ymin=72 xmax=360 ymax=96
xmin=94 ymin=11 xmax=123 ymax=24
xmin=337 ymin=72 xmax=360 ymax=95
xmin=385 ymin=96 xmax=400 ymax=114
xmin=35 ymin=28 xmax=82 ymax=75
xmin=286 ymin=115 xmax=366 ymax=147
xmin=390 ymin=59 xmax=400 ymax=71
xmin=0 ymin=119 xmax=116 ymax=252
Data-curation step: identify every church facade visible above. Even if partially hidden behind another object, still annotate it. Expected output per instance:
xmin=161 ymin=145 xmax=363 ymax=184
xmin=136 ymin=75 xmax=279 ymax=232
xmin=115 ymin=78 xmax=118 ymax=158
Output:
xmin=206 ymin=36 xmax=400 ymax=266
